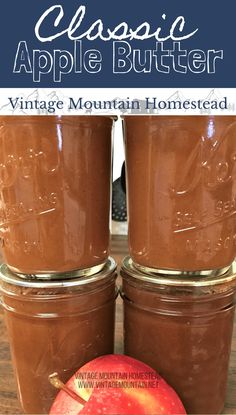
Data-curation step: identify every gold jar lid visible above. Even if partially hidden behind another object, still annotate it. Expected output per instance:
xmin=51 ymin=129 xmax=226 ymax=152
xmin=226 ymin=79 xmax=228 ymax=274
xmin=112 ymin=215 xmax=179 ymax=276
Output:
xmin=0 ymin=257 xmax=117 ymax=289
xmin=11 ymin=260 xmax=107 ymax=281
xmin=132 ymin=261 xmax=230 ymax=278
xmin=121 ymin=256 xmax=236 ymax=290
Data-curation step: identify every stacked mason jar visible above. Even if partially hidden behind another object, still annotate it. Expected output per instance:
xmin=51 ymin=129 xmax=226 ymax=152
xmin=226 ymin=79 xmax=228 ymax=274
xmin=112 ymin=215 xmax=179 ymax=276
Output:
xmin=1 ymin=115 xmax=236 ymax=415
xmin=121 ymin=116 xmax=236 ymax=414
xmin=0 ymin=116 xmax=118 ymax=414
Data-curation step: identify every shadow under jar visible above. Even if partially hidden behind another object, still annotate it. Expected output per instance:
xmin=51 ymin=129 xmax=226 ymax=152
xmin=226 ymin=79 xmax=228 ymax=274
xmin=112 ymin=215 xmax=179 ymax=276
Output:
xmin=0 ymin=258 xmax=117 ymax=414
xmin=0 ymin=115 xmax=115 ymax=275
xmin=121 ymin=257 xmax=236 ymax=415
xmin=123 ymin=116 xmax=236 ymax=273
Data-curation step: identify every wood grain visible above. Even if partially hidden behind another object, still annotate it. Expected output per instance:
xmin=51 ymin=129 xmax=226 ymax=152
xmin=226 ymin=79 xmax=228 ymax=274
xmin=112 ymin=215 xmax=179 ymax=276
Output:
xmin=0 ymin=236 xmax=235 ymax=414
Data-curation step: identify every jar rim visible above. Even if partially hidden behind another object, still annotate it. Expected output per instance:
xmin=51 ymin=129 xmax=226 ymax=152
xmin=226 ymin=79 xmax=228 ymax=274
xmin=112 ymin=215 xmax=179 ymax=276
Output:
xmin=0 ymin=115 xmax=118 ymax=124
xmin=0 ymin=257 xmax=117 ymax=289
xmin=121 ymin=115 xmax=236 ymax=120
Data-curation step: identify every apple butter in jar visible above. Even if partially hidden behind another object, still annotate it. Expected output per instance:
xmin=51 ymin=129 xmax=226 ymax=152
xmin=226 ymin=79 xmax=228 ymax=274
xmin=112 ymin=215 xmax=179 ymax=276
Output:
xmin=0 ymin=115 xmax=115 ymax=275
xmin=121 ymin=257 xmax=236 ymax=414
xmin=0 ymin=258 xmax=117 ymax=414
xmin=123 ymin=116 xmax=236 ymax=273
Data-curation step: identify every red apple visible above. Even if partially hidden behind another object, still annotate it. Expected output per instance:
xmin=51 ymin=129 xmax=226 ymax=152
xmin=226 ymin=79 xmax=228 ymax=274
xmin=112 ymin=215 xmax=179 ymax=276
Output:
xmin=49 ymin=355 xmax=186 ymax=415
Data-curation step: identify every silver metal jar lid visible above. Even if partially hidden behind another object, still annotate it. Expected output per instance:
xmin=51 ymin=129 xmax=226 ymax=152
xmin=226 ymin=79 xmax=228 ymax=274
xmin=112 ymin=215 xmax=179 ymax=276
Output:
xmin=121 ymin=256 xmax=236 ymax=288
xmin=132 ymin=261 xmax=231 ymax=278
xmin=0 ymin=257 xmax=117 ymax=289
xmin=11 ymin=261 xmax=107 ymax=281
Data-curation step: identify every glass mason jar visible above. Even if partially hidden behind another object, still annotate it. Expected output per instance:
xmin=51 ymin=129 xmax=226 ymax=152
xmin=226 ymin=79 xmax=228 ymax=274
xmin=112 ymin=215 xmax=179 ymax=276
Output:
xmin=121 ymin=257 xmax=236 ymax=414
xmin=0 ymin=115 xmax=116 ymax=275
xmin=123 ymin=116 xmax=236 ymax=273
xmin=0 ymin=258 xmax=117 ymax=414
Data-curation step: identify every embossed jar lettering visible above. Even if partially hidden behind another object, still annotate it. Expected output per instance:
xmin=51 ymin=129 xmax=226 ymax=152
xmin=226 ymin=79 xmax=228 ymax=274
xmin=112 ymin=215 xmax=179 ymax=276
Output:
xmin=123 ymin=116 xmax=236 ymax=272
xmin=0 ymin=116 xmax=114 ymax=275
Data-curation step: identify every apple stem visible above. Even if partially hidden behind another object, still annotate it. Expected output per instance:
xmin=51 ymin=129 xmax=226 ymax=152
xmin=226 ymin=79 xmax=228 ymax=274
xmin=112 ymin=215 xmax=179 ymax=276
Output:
xmin=49 ymin=372 xmax=87 ymax=406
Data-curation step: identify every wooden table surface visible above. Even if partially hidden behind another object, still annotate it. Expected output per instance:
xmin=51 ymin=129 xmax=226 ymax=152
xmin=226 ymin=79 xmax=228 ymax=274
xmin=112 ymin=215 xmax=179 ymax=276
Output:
xmin=0 ymin=235 xmax=235 ymax=414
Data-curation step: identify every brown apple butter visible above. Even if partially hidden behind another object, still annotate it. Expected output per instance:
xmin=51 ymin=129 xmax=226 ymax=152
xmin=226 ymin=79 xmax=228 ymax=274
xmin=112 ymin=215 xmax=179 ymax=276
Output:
xmin=0 ymin=257 xmax=117 ymax=414
xmin=121 ymin=257 xmax=236 ymax=414
xmin=0 ymin=115 xmax=115 ymax=275
xmin=123 ymin=116 xmax=236 ymax=272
